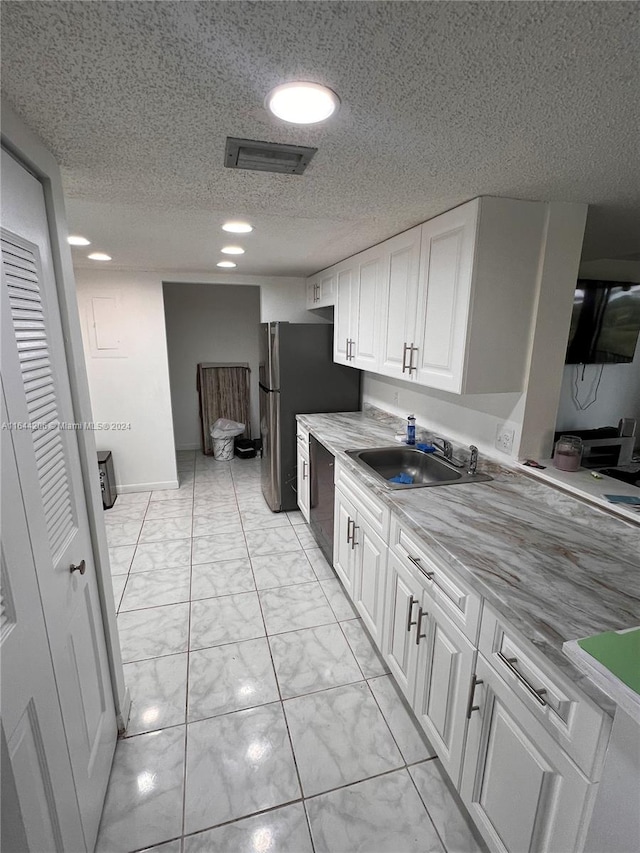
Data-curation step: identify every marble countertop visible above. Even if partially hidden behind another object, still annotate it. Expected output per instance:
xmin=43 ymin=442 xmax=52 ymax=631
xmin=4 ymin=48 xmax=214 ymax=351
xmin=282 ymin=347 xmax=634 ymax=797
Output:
xmin=298 ymin=411 xmax=640 ymax=716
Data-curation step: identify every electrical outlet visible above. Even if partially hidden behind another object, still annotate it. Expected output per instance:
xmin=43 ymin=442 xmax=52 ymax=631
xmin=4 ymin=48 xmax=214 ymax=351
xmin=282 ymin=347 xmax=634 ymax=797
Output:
xmin=495 ymin=423 xmax=515 ymax=454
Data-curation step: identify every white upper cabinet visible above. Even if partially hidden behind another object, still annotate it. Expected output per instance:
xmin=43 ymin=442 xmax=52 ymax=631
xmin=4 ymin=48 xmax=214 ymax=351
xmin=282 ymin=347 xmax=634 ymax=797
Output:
xmin=307 ymin=270 xmax=336 ymax=308
xmin=379 ymin=226 xmax=422 ymax=379
xmin=317 ymin=196 xmax=547 ymax=394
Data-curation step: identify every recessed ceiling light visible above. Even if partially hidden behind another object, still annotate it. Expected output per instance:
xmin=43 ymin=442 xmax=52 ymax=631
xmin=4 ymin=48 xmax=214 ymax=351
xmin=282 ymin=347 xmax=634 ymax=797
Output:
xmin=68 ymin=235 xmax=91 ymax=246
xmin=221 ymin=246 xmax=245 ymax=255
xmin=222 ymin=221 xmax=253 ymax=234
xmin=266 ymin=81 xmax=340 ymax=124
xmin=217 ymin=261 xmax=237 ymax=268
xmin=88 ymin=252 xmax=112 ymax=261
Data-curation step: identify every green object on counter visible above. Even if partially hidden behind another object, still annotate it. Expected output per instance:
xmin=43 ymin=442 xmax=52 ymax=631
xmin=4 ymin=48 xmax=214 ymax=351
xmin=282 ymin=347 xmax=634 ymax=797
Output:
xmin=577 ymin=628 xmax=640 ymax=694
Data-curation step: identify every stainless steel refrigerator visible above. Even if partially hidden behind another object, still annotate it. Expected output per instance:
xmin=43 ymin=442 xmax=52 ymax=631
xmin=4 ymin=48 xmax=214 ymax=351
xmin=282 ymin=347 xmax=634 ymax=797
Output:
xmin=259 ymin=322 xmax=361 ymax=511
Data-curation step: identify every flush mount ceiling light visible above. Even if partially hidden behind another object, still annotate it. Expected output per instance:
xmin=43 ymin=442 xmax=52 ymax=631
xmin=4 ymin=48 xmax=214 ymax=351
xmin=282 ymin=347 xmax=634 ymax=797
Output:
xmin=87 ymin=252 xmax=112 ymax=261
xmin=266 ymin=81 xmax=340 ymax=124
xmin=221 ymin=246 xmax=245 ymax=255
xmin=222 ymin=221 xmax=253 ymax=234
xmin=217 ymin=260 xmax=237 ymax=268
xmin=68 ymin=235 xmax=91 ymax=246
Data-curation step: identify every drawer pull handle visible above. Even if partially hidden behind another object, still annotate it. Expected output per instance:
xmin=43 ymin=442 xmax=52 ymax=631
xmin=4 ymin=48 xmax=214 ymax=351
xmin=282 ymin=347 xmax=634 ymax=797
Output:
xmin=415 ymin=607 xmax=428 ymax=645
xmin=407 ymin=554 xmax=435 ymax=579
xmin=346 ymin=517 xmax=354 ymax=544
xmin=466 ymin=674 xmax=484 ymax=719
xmin=401 ymin=342 xmax=409 ymax=374
xmin=406 ymin=595 xmax=418 ymax=631
xmin=351 ymin=524 xmax=359 ymax=549
xmin=302 ymin=460 xmax=308 ymax=480
xmin=497 ymin=652 xmax=548 ymax=706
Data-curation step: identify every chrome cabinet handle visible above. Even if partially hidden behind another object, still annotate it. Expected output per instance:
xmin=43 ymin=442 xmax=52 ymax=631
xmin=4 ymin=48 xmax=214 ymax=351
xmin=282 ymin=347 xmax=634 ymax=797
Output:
xmin=302 ymin=460 xmax=308 ymax=480
xmin=70 ymin=559 xmax=86 ymax=575
xmin=408 ymin=344 xmax=418 ymax=374
xmin=415 ymin=606 xmax=428 ymax=645
xmin=466 ymin=674 xmax=484 ymax=719
xmin=407 ymin=554 xmax=434 ymax=580
xmin=349 ymin=339 xmax=356 ymax=361
xmin=351 ymin=524 xmax=359 ymax=549
xmin=346 ymin=517 xmax=354 ymax=544
xmin=401 ymin=342 xmax=409 ymax=374
xmin=406 ymin=595 xmax=418 ymax=631
xmin=314 ymin=283 xmax=319 ymax=302
xmin=497 ymin=652 xmax=548 ymax=706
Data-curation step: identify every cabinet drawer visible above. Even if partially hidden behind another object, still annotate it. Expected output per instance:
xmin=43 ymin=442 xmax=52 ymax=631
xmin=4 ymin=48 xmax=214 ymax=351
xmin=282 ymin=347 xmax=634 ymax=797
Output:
xmin=335 ymin=462 xmax=390 ymax=539
xmin=391 ymin=518 xmax=481 ymax=643
xmin=479 ymin=606 xmax=610 ymax=779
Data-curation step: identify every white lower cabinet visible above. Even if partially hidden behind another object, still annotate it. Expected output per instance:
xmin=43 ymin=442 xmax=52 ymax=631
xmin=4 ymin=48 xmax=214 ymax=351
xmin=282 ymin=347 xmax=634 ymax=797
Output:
xmin=296 ymin=438 xmax=310 ymax=522
xmin=461 ymin=654 xmax=594 ymax=853
xmin=382 ymin=551 xmax=421 ymax=699
xmin=334 ymin=488 xmax=358 ymax=599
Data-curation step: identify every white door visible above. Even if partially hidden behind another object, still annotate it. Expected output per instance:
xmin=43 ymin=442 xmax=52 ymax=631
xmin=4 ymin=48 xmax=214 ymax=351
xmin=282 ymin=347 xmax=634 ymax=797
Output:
xmin=413 ymin=593 xmax=476 ymax=787
xmin=379 ymin=226 xmax=422 ymax=379
xmin=414 ymin=201 xmax=478 ymax=393
xmin=1 ymin=149 xmax=117 ymax=850
xmin=353 ymin=517 xmax=387 ymax=646
xmin=1 ymin=391 xmax=87 ymax=853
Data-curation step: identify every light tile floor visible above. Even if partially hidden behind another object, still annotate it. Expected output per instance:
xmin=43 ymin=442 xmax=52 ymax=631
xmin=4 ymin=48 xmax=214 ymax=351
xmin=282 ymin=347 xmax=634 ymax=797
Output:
xmin=98 ymin=453 xmax=485 ymax=853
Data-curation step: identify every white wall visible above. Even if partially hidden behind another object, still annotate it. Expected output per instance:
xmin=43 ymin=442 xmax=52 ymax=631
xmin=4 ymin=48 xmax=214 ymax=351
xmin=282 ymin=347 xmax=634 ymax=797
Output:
xmin=556 ymin=259 xmax=640 ymax=435
xmin=163 ymin=283 xmax=261 ymax=450
xmin=76 ymin=270 xmax=178 ymax=491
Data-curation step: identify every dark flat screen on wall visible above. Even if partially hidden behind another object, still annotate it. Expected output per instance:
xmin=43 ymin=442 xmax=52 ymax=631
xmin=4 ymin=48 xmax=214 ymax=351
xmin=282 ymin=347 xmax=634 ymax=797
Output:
xmin=565 ymin=280 xmax=640 ymax=364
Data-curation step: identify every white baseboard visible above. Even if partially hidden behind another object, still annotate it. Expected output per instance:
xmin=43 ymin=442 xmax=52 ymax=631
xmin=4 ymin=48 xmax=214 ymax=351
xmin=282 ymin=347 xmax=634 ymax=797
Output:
xmin=116 ymin=480 xmax=179 ymax=494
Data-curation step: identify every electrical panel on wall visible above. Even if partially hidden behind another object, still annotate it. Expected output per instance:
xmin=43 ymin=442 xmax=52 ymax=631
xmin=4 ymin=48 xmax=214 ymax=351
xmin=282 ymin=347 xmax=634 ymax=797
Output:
xmin=87 ymin=293 xmax=127 ymax=358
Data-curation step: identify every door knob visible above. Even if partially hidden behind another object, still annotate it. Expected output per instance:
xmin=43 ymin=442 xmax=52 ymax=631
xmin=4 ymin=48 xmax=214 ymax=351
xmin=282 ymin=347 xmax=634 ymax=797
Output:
xmin=70 ymin=559 xmax=86 ymax=575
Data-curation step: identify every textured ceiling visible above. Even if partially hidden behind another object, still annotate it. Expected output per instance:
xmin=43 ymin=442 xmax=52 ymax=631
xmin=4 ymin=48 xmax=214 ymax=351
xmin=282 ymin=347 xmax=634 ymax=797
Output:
xmin=2 ymin=1 xmax=639 ymax=275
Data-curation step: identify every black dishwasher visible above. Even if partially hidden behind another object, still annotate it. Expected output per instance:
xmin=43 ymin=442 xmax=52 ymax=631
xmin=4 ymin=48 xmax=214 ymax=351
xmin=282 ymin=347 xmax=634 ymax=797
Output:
xmin=309 ymin=435 xmax=335 ymax=564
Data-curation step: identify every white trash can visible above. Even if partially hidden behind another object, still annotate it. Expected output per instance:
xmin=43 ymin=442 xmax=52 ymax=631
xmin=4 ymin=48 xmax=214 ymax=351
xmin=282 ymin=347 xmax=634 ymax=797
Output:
xmin=210 ymin=418 xmax=245 ymax=461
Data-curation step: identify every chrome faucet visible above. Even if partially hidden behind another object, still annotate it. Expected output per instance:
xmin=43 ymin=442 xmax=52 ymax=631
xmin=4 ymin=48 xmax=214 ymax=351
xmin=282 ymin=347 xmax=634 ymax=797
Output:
xmin=468 ymin=445 xmax=478 ymax=475
xmin=431 ymin=437 xmax=453 ymax=460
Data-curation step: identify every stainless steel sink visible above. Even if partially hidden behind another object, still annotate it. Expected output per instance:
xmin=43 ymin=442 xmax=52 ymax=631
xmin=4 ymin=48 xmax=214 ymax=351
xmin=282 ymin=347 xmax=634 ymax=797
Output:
xmin=345 ymin=446 xmax=493 ymax=489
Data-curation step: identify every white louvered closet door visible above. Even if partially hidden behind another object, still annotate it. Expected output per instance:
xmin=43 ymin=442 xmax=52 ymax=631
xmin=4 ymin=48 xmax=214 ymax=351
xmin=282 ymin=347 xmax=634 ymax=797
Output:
xmin=1 ymin=148 xmax=116 ymax=852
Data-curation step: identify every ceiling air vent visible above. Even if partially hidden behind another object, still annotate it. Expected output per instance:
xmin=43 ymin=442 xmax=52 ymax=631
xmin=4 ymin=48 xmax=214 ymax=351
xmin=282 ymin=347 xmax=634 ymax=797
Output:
xmin=224 ymin=137 xmax=317 ymax=175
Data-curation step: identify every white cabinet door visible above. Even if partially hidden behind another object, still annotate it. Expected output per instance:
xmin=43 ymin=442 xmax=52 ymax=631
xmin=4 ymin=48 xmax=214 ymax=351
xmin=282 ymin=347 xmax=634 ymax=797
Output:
xmin=306 ymin=275 xmax=319 ymax=309
xmin=379 ymin=226 xmax=422 ymax=379
xmin=353 ymin=516 xmax=387 ymax=646
xmin=333 ymin=488 xmax=358 ymax=598
xmin=317 ymin=270 xmax=336 ymax=307
xmin=296 ymin=440 xmax=310 ymax=522
xmin=352 ymin=248 xmax=384 ymax=370
xmin=334 ymin=265 xmax=357 ymax=365
xmin=461 ymin=655 xmax=593 ymax=853
xmin=414 ymin=200 xmax=478 ymax=393
xmin=381 ymin=552 xmax=422 ymax=700
xmin=413 ymin=593 xmax=476 ymax=787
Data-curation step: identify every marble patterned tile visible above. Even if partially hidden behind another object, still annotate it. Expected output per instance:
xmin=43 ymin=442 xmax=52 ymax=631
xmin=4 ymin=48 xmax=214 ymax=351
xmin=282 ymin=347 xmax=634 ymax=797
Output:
xmin=283 ymin=681 xmax=403 ymax=796
xmin=286 ymin=510 xmax=308 ymax=526
xmin=104 ymin=506 xmax=147 ymax=525
xmin=188 ymin=638 xmax=279 ymax=721
xmin=193 ymin=484 xmax=235 ymax=500
xmin=191 ymin=559 xmax=255 ymax=599
xmin=192 ymin=496 xmax=236 ymax=514
xmin=131 ymin=539 xmax=192 ymax=573
xmin=305 ymin=547 xmax=336 ymax=580
xmin=117 ymin=603 xmax=190 ymax=663
xmin=139 ymin=841 xmax=182 ymax=853
xmin=368 ymin=675 xmax=436 ymax=764
xmin=113 ymin=491 xmax=151 ymax=506
xmin=192 ymin=510 xmax=243 ymax=537
xmin=306 ymin=768 xmax=445 ymax=853
xmin=251 ymin=550 xmax=316 ymax=590
xmin=190 ymin=591 xmax=265 ymax=650
xmin=294 ymin=525 xmax=317 ymax=549
xmin=139 ymin=516 xmax=193 ymax=543
xmin=184 ymin=703 xmax=300 ymax=834
xmin=191 ymin=531 xmax=248 ymax=564
xmin=258 ymin=581 xmax=336 ymax=635
xmin=320 ymin=577 xmax=359 ymax=621
xmin=245 ymin=526 xmax=305 ymax=557
xmin=144 ymin=499 xmax=194 ymax=520
xmin=105 ymin=520 xmax=142 ymax=547
xmin=119 ymin=566 xmax=191 ymax=612
xmin=341 ymin=618 xmax=390 ymax=678
xmin=410 ymin=760 xmax=486 ymax=853
xmin=151 ymin=484 xmax=194 ymax=501
xmin=111 ymin=573 xmax=127 ymax=610
xmin=108 ymin=544 xmax=136 ymax=575
xmin=240 ymin=511 xmax=292 ymax=531
xmin=124 ymin=653 xmax=188 ymax=736
xmin=183 ymin=803 xmax=313 ymax=853
xmin=95 ymin=726 xmax=185 ymax=853
xmin=235 ymin=493 xmax=273 ymax=511
xmin=269 ymin=623 xmax=363 ymax=699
